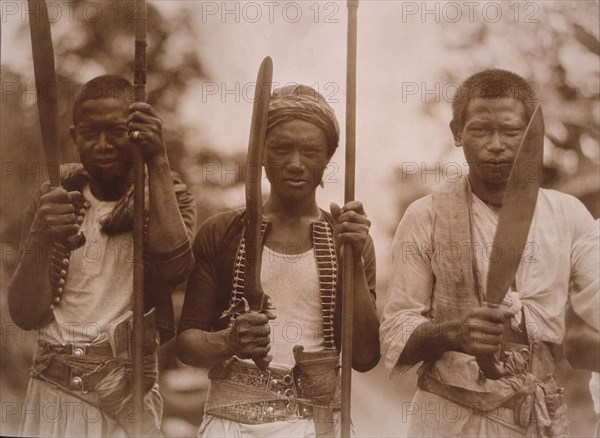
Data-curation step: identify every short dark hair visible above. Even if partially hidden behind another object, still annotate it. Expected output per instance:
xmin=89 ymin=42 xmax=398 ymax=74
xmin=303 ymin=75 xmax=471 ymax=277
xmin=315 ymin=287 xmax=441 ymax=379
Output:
xmin=72 ymin=75 xmax=134 ymax=125
xmin=450 ymin=69 xmax=538 ymax=131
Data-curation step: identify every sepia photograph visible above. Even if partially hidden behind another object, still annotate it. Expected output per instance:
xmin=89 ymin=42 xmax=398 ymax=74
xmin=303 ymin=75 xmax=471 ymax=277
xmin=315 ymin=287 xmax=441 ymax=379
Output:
xmin=1 ymin=0 xmax=599 ymax=436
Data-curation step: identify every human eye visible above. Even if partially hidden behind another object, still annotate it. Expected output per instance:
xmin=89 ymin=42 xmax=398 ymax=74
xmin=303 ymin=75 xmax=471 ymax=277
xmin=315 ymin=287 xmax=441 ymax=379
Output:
xmin=303 ymin=147 xmax=319 ymax=156
xmin=268 ymin=144 xmax=289 ymax=154
xmin=469 ymin=125 xmax=489 ymax=136
xmin=505 ymin=130 xmax=521 ymax=137
xmin=78 ymin=127 xmax=96 ymax=139
xmin=501 ymin=126 xmax=523 ymax=137
xmin=109 ymin=125 xmax=129 ymax=138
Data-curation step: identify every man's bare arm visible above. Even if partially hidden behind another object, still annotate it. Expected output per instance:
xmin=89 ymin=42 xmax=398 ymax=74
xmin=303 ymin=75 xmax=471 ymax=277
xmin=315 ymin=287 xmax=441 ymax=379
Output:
xmin=177 ymin=312 xmax=272 ymax=368
xmin=8 ymin=188 xmax=86 ymax=329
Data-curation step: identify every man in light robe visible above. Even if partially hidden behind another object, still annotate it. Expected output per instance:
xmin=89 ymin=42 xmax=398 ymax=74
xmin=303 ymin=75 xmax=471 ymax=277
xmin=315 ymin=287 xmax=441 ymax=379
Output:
xmin=380 ymin=69 xmax=599 ymax=437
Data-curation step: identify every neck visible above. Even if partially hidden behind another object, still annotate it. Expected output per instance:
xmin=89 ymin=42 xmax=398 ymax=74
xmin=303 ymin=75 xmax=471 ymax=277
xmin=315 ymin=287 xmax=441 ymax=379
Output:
xmin=89 ymin=177 xmax=131 ymax=201
xmin=263 ymin=192 xmax=321 ymax=221
xmin=468 ymin=174 xmax=506 ymax=207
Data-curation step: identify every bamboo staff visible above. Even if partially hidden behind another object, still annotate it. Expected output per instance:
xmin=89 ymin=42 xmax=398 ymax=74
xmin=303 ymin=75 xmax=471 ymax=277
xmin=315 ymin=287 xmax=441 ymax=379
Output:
xmin=132 ymin=0 xmax=147 ymax=435
xmin=341 ymin=1 xmax=358 ymax=437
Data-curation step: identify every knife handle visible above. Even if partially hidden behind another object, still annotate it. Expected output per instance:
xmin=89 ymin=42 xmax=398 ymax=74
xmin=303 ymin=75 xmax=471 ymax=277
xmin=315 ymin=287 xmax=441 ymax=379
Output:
xmin=475 ymin=302 xmax=507 ymax=380
xmin=253 ymin=355 xmax=272 ymax=371
xmin=65 ymin=231 xmax=86 ymax=250
xmin=244 ymin=307 xmax=273 ymax=370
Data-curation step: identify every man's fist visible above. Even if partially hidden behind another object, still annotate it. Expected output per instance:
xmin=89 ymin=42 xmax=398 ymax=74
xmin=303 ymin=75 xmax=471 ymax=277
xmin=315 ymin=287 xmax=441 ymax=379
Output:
xmin=330 ymin=200 xmax=371 ymax=256
xmin=449 ymin=306 xmax=515 ymax=356
xmin=128 ymin=102 xmax=167 ymax=164
xmin=31 ymin=185 xmax=88 ymax=245
xmin=226 ymin=311 xmax=273 ymax=363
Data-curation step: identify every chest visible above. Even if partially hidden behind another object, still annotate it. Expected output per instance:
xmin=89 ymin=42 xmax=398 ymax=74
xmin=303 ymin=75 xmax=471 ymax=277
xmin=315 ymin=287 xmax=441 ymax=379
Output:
xmin=263 ymin=219 xmax=314 ymax=253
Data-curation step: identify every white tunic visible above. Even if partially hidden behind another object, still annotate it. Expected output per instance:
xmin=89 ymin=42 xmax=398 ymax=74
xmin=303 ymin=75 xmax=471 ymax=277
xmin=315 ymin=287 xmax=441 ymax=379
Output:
xmin=41 ymin=184 xmax=133 ymax=345
xmin=380 ymin=188 xmax=599 ymax=437
xmin=21 ymin=184 xmax=160 ymax=438
xmin=381 ymin=188 xmax=599 ymax=378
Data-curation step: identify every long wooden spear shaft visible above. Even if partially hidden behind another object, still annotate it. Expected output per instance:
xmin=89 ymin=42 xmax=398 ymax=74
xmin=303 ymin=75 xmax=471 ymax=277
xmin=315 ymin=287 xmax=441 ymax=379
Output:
xmin=132 ymin=0 xmax=147 ymax=435
xmin=341 ymin=1 xmax=358 ymax=436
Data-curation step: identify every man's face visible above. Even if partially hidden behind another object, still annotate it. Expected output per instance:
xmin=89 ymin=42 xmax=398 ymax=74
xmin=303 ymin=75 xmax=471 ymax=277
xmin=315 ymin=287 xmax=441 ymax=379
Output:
xmin=453 ymin=97 xmax=528 ymax=186
xmin=264 ymin=119 xmax=330 ymax=201
xmin=70 ymin=98 xmax=132 ymax=182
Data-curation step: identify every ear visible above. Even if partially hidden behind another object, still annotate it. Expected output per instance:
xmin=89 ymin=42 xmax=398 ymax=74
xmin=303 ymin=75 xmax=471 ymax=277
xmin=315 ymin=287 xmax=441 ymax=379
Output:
xmin=449 ymin=120 xmax=463 ymax=148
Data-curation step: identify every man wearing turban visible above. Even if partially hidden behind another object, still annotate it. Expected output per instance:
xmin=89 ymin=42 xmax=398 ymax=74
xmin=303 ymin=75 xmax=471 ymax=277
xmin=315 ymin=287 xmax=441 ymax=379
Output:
xmin=177 ymin=84 xmax=380 ymax=437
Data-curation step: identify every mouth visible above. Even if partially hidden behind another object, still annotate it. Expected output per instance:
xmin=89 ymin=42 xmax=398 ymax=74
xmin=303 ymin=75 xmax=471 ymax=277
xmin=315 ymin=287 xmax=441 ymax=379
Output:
xmin=479 ymin=160 xmax=513 ymax=182
xmin=283 ymin=178 xmax=309 ymax=187
xmin=485 ymin=158 xmax=512 ymax=165
xmin=92 ymin=156 xmax=120 ymax=165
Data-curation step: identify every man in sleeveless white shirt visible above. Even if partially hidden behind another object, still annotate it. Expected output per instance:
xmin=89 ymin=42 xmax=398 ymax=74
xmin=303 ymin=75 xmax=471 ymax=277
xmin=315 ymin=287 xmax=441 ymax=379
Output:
xmin=177 ymin=84 xmax=380 ymax=437
xmin=8 ymin=75 xmax=196 ymax=437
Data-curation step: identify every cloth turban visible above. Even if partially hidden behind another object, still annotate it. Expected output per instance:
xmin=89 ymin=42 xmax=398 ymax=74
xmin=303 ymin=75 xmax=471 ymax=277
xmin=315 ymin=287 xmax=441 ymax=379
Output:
xmin=267 ymin=84 xmax=340 ymax=157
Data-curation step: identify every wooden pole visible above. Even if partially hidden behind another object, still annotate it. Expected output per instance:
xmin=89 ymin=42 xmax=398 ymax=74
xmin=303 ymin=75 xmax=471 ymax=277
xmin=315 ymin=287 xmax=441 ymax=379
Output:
xmin=341 ymin=1 xmax=358 ymax=437
xmin=132 ymin=0 xmax=146 ymax=435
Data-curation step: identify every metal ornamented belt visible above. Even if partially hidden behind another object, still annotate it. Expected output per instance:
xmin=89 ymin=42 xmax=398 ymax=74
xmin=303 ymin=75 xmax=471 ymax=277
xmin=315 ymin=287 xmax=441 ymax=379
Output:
xmin=205 ymin=358 xmax=339 ymax=424
xmin=34 ymin=341 xmax=118 ymax=393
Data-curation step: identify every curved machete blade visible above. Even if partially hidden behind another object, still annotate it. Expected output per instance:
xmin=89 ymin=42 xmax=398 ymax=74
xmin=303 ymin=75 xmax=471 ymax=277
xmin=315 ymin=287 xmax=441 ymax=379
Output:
xmin=244 ymin=57 xmax=273 ymax=312
xmin=485 ymin=104 xmax=544 ymax=304
xmin=27 ymin=0 xmax=60 ymax=187
xmin=477 ymin=104 xmax=544 ymax=380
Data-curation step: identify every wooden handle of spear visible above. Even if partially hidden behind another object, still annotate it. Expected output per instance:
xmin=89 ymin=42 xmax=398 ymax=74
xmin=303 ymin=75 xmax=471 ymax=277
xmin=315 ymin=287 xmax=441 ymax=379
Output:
xmin=341 ymin=1 xmax=358 ymax=437
xmin=132 ymin=0 xmax=146 ymax=435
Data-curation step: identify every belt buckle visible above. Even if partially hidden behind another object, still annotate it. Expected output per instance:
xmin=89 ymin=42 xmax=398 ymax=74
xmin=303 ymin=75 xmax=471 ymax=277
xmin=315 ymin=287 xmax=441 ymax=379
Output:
xmin=71 ymin=343 xmax=89 ymax=357
xmin=67 ymin=368 xmax=87 ymax=394
xmin=53 ymin=343 xmax=72 ymax=355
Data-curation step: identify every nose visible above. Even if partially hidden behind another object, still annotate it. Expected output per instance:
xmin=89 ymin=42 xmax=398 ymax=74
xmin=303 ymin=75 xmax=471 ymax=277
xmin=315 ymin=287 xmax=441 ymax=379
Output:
xmin=283 ymin=149 xmax=304 ymax=178
xmin=95 ymin=131 xmax=114 ymax=151
xmin=487 ymin=132 xmax=505 ymax=153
